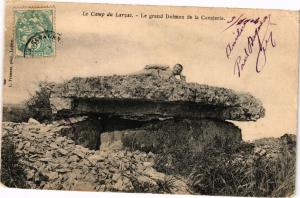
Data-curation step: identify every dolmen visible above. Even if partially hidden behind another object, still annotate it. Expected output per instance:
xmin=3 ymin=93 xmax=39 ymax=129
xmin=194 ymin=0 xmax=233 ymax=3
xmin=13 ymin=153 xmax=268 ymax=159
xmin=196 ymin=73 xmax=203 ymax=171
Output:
xmin=48 ymin=65 xmax=265 ymax=150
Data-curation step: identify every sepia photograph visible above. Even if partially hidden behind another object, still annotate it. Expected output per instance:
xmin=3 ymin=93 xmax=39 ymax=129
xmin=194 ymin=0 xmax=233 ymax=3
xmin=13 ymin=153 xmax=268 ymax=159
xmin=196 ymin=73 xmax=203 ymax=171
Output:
xmin=0 ymin=0 xmax=299 ymax=197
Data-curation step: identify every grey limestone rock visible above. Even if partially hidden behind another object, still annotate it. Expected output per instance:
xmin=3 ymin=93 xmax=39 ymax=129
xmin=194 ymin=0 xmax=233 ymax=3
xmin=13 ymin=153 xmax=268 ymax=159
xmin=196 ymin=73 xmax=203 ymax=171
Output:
xmin=49 ymin=65 xmax=264 ymax=121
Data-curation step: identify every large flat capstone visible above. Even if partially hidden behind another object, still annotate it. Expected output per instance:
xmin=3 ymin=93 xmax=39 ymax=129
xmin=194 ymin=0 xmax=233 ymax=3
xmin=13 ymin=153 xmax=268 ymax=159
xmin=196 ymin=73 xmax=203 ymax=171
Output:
xmin=49 ymin=66 xmax=265 ymax=121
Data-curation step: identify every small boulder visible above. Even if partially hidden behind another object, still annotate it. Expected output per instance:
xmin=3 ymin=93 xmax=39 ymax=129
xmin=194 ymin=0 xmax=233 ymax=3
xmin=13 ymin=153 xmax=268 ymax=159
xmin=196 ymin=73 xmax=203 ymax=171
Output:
xmin=135 ymin=175 xmax=157 ymax=190
xmin=56 ymin=136 xmax=66 ymax=143
xmin=28 ymin=118 xmax=40 ymax=125
xmin=58 ymin=148 xmax=69 ymax=156
xmin=68 ymin=155 xmax=80 ymax=163
xmin=73 ymin=181 xmax=96 ymax=191
xmin=26 ymin=170 xmax=36 ymax=180
xmin=113 ymin=176 xmax=134 ymax=192
xmin=73 ymin=150 xmax=85 ymax=159
xmin=41 ymin=171 xmax=59 ymax=180
xmin=143 ymin=161 xmax=154 ymax=167
xmin=112 ymin=173 xmax=121 ymax=182
xmin=142 ymin=167 xmax=165 ymax=181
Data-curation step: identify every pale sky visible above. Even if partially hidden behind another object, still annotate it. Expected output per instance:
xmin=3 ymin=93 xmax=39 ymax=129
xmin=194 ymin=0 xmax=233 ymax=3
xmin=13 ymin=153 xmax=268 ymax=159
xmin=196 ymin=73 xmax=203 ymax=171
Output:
xmin=3 ymin=2 xmax=299 ymax=140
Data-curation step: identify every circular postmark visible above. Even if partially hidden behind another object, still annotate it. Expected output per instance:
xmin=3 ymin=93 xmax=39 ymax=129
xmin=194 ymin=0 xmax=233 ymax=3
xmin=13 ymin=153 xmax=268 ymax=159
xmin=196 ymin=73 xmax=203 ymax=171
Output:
xmin=23 ymin=30 xmax=61 ymax=57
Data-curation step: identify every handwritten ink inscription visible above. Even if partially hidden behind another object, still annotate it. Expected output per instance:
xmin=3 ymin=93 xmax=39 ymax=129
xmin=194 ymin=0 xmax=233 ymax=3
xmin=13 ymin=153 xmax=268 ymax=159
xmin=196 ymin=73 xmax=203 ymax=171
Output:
xmin=224 ymin=14 xmax=276 ymax=77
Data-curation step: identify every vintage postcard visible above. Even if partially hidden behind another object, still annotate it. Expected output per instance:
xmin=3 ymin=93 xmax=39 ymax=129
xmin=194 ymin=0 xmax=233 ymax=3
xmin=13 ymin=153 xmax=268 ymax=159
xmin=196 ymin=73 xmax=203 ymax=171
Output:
xmin=1 ymin=0 xmax=299 ymax=197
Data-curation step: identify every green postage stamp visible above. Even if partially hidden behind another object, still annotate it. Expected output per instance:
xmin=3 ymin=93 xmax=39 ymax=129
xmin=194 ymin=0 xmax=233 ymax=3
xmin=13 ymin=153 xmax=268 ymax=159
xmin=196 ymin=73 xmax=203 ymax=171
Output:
xmin=14 ymin=8 xmax=55 ymax=57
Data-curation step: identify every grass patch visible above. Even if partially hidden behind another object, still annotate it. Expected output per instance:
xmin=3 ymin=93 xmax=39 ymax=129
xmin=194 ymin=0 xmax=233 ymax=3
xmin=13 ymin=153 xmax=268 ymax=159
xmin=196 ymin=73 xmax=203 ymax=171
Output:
xmin=1 ymin=134 xmax=27 ymax=188
xmin=188 ymin=135 xmax=296 ymax=196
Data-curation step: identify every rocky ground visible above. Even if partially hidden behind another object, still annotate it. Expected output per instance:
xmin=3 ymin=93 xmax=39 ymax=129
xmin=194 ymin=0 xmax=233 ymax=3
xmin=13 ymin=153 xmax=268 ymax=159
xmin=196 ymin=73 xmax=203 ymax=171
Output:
xmin=1 ymin=118 xmax=296 ymax=196
xmin=1 ymin=120 xmax=189 ymax=193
